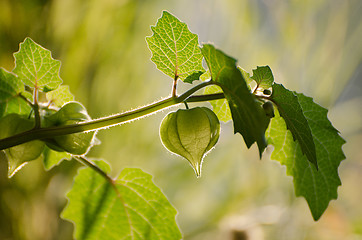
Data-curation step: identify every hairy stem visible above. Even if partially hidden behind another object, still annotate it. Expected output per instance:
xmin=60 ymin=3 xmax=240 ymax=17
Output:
xmin=0 ymin=80 xmax=220 ymax=150
xmin=74 ymin=156 xmax=115 ymax=184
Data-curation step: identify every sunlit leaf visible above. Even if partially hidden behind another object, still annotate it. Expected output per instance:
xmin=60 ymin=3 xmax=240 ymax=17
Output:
xmin=146 ymin=11 xmax=204 ymax=83
xmin=202 ymin=71 xmax=231 ymax=122
xmin=266 ymin=93 xmax=345 ymax=220
xmin=62 ymin=161 xmax=182 ymax=240
xmin=13 ymin=37 xmax=62 ymax=92
xmin=203 ymin=68 xmax=254 ymax=122
xmin=201 ymin=44 xmax=268 ymax=156
xmin=239 ymin=67 xmax=254 ymax=91
xmin=0 ymin=68 xmax=23 ymax=96
xmin=46 ymin=85 xmax=74 ymax=107
xmin=2 ymin=97 xmax=32 ymax=118
xmin=251 ymin=66 xmax=274 ymax=90
xmin=204 ymin=84 xmax=231 ymax=122
xmin=0 ymin=68 xmax=31 ymax=118
xmin=43 ymin=146 xmax=71 ymax=170
xmin=271 ymin=83 xmax=317 ymax=168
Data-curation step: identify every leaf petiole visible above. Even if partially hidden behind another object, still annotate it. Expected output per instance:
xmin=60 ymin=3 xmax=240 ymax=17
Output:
xmin=73 ymin=156 xmax=122 ymax=198
xmin=172 ymin=75 xmax=179 ymax=97
xmin=74 ymin=156 xmax=115 ymax=184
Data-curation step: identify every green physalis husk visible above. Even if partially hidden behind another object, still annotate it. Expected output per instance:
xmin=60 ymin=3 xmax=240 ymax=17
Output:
xmin=43 ymin=101 xmax=95 ymax=155
xmin=160 ymin=107 xmax=220 ymax=177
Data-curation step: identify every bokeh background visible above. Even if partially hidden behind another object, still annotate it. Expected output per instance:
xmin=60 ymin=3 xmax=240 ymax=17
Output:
xmin=1 ymin=0 xmax=362 ymax=239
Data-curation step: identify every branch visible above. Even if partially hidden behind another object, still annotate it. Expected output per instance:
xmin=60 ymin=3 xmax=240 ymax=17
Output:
xmin=0 ymin=81 xmax=222 ymax=150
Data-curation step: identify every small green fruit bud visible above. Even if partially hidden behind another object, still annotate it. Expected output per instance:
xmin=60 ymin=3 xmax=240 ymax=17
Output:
xmin=263 ymin=89 xmax=272 ymax=95
xmin=0 ymin=114 xmax=45 ymax=177
xmin=44 ymin=102 xmax=95 ymax=155
xmin=262 ymin=101 xmax=275 ymax=118
xmin=160 ymin=107 xmax=220 ymax=177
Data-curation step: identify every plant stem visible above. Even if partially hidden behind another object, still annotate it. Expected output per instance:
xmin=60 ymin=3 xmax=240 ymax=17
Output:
xmin=33 ymin=86 xmax=41 ymax=128
xmin=172 ymin=75 xmax=178 ymax=97
xmin=74 ymin=156 xmax=115 ymax=185
xmin=255 ymin=94 xmax=271 ymax=101
xmin=18 ymin=93 xmax=34 ymax=107
xmin=0 ymin=80 xmax=220 ymax=150
xmin=185 ymin=93 xmax=224 ymax=102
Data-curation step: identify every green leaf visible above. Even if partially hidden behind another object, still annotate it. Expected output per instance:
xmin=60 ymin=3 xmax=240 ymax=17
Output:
xmin=201 ymin=44 xmax=269 ymax=156
xmin=202 ymin=68 xmax=254 ymax=122
xmin=240 ymin=67 xmax=254 ymax=91
xmin=0 ymin=114 xmax=45 ymax=177
xmin=46 ymin=85 xmax=74 ymax=107
xmin=0 ymin=68 xmax=31 ymax=118
xmin=0 ymin=68 xmax=24 ymax=96
xmin=251 ymin=66 xmax=274 ymax=90
xmin=2 ymin=97 xmax=32 ymax=118
xmin=266 ymin=95 xmax=345 ymax=220
xmin=62 ymin=161 xmax=182 ymax=240
xmin=271 ymin=83 xmax=317 ymax=168
xmin=42 ymin=146 xmax=71 ymax=170
xmin=204 ymin=85 xmax=231 ymax=122
xmin=146 ymin=11 xmax=204 ymax=83
xmin=13 ymin=37 xmax=62 ymax=92
xmin=202 ymin=71 xmax=232 ymax=122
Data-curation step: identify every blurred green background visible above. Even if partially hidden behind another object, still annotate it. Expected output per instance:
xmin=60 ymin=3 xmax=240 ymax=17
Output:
xmin=1 ymin=0 xmax=362 ymax=239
